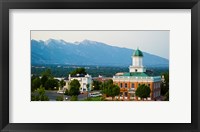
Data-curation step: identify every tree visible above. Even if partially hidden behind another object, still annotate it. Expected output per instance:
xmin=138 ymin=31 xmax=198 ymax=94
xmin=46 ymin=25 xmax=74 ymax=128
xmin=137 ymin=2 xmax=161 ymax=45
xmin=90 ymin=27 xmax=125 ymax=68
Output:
xmin=41 ymin=68 xmax=52 ymax=77
xmin=101 ymin=80 xmax=120 ymax=100
xmin=70 ymin=68 xmax=86 ymax=76
xmin=86 ymin=84 xmax=90 ymax=98
xmin=64 ymin=89 xmax=69 ymax=95
xmin=161 ymin=72 xmax=169 ymax=96
xmin=70 ymin=95 xmax=78 ymax=101
xmin=69 ymin=79 xmax=80 ymax=96
xmin=31 ymin=77 xmax=41 ymax=92
xmin=41 ymin=69 xmax=53 ymax=86
xmin=100 ymin=79 xmax=113 ymax=90
xmin=44 ymin=78 xmax=59 ymax=90
xmin=60 ymin=79 xmax=66 ymax=88
xmin=31 ymin=86 xmax=49 ymax=101
xmin=135 ymin=84 xmax=151 ymax=100
xmin=92 ymin=80 xmax=102 ymax=90
xmin=56 ymin=95 xmax=64 ymax=101
xmin=164 ymin=91 xmax=169 ymax=101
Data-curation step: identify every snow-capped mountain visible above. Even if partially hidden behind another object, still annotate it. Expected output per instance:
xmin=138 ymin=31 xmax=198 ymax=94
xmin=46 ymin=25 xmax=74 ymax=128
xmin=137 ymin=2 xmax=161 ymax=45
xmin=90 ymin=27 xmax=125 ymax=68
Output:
xmin=31 ymin=39 xmax=169 ymax=67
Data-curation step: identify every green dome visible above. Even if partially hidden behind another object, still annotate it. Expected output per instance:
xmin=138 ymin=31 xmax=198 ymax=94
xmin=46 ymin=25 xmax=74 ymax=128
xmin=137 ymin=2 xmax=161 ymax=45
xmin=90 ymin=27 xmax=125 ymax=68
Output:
xmin=133 ymin=48 xmax=143 ymax=57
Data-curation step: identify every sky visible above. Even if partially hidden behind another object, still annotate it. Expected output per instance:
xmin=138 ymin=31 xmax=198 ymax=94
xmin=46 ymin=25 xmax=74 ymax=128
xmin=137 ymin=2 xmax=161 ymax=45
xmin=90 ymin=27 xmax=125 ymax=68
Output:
xmin=31 ymin=30 xmax=169 ymax=59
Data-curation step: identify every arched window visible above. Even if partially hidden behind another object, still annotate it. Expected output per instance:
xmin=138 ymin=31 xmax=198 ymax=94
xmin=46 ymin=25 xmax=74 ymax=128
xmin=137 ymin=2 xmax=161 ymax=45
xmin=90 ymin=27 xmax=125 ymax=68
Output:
xmin=132 ymin=83 xmax=134 ymax=88
xmin=125 ymin=83 xmax=127 ymax=88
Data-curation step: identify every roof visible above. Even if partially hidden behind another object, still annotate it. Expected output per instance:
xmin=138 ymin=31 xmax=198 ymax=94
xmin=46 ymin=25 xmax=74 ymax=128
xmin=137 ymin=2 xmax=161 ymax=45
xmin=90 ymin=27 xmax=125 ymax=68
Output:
xmin=123 ymin=70 xmax=155 ymax=77
xmin=71 ymin=74 xmax=85 ymax=77
xmin=133 ymin=48 xmax=143 ymax=57
xmin=123 ymin=72 xmax=149 ymax=77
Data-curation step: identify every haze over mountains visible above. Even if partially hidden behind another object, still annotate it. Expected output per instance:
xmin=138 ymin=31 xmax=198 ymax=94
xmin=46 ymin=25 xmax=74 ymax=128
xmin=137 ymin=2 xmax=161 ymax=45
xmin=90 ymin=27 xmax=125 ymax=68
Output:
xmin=31 ymin=39 xmax=169 ymax=67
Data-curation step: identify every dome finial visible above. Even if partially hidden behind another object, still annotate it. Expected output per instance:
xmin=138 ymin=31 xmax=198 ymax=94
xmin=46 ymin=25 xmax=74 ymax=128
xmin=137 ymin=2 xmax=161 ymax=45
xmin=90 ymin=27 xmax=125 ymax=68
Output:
xmin=133 ymin=48 xmax=143 ymax=57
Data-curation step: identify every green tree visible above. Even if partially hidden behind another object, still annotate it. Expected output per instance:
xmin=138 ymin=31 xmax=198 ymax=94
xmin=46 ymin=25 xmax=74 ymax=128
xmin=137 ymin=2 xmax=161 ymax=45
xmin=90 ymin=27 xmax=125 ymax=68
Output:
xmin=41 ymin=69 xmax=53 ymax=86
xmin=164 ymin=91 xmax=169 ymax=101
xmin=44 ymin=79 xmax=59 ymax=90
xmin=64 ymin=89 xmax=69 ymax=95
xmin=69 ymin=79 xmax=80 ymax=96
xmin=56 ymin=95 xmax=64 ymax=101
xmin=41 ymin=68 xmax=52 ymax=77
xmin=31 ymin=77 xmax=41 ymax=92
xmin=100 ymin=79 xmax=113 ymax=90
xmin=161 ymin=72 xmax=169 ymax=96
xmin=135 ymin=84 xmax=151 ymax=100
xmin=31 ymin=86 xmax=49 ymax=101
xmin=86 ymin=84 xmax=90 ymax=99
xmin=70 ymin=95 xmax=78 ymax=101
xmin=92 ymin=80 xmax=102 ymax=90
xmin=70 ymin=68 xmax=86 ymax=76
xmin=101 ymin=80 xmax=120 ymax=100
xmin=60 ymin=79 xmax=66 ymax=88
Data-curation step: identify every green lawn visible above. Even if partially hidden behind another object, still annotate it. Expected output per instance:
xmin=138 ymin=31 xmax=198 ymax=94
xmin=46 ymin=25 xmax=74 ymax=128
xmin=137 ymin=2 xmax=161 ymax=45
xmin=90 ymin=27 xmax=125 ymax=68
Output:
xmin=83 ymin=96 xmax=106 ymax=101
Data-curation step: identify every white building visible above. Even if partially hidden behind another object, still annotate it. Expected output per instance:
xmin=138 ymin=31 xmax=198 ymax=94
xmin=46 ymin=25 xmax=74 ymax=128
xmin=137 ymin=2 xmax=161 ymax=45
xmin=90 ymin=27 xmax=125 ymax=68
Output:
xmin=67 ymin=74 xmax=92 ymax=93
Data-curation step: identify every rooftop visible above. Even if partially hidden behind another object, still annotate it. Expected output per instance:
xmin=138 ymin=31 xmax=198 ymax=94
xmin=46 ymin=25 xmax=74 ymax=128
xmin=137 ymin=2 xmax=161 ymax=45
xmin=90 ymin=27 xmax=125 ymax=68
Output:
xmin=133 ymin=48 xmax=143 ymax=57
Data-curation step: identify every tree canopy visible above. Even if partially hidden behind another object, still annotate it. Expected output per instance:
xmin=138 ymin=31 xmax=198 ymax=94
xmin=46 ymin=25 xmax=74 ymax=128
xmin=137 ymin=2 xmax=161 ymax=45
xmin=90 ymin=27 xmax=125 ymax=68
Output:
xmin=70 ymin=68 xmax=87 ymax=76
xmin=92 ymin=80 xmax=102 ymax=90
xmin=161 ymin=72 xmax=169 ymax=96
xmin=69 ymin=79 xmax=80 ymax=96
xmin=101 ymin=79 xmax=120 ymax=100
xmin=60 ymin=79 xmax=66 ymax=88
xmin=31 ymin=77 xmax=41 ymax=92
xmin=44 ymin=78 xmax=59 ymax=90
xmin=135 ymin=84 xmax=151 ymax=99
xmin=31 ymin=86 xmax=49 ymax=101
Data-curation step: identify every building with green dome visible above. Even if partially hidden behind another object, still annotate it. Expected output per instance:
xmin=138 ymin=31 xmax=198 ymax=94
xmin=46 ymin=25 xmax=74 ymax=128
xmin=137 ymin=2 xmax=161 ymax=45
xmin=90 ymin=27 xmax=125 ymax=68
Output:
xmin=113 ymin=48 xmax=161 ymax=101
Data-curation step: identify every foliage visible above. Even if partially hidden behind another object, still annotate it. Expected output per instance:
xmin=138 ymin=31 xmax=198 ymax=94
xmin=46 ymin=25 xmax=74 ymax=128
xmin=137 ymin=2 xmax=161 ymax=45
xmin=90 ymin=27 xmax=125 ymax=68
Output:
xmin=69 ymin=79 xmax=80 ymax=96
xmin=56 ymin=95 xmax=64 ymax=101
xmin=32 ymin=64 xmax=169 ymax=78
xmin=41 ymin=68 xmax=52 ymax=78
xmin=41 ymin=69 xmax=53 ymax=87
xmin=164 ymin=91 xmax=169 ymax=101
xmin=135 ymin=84 xmax=151 ymax=99
xmin=86 ymin=84 xmax=90 ymax=91
xmin=64 ymin=89 xmax=69 ymax=95
xmin=83 ymin=97 xmax=105 ymax=101
xmin=31 ymin=77 xmax=41 ymax=92
xmin=70 ymin=68 xmax=86 ymax=76
xmin=60 ymin=79 xmax=66 ymax=88
xmin=161 ymin=72 xmax=169 ymax=96
xmin=44 ymin=78 xmax=59 ymax=90
xmin=70 ymin=95 xmax=78 ymax=101
xmin=100 ymin=79 xmax=113 ymax=90
xmin=41 ymin=75 xmax=48 ymax=87
xmin=31 ymin=86 xmax=49 ymax=101
xmin=92 ymin=80 xmax=102 ymax=90
xmin=101 ymin=79 xmax=120 ymax=100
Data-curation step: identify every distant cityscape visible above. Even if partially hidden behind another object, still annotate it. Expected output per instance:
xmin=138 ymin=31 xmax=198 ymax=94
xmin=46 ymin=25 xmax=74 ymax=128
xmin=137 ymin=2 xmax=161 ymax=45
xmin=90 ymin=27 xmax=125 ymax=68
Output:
xmin=31 ymin=47 xmax=169 ymax=101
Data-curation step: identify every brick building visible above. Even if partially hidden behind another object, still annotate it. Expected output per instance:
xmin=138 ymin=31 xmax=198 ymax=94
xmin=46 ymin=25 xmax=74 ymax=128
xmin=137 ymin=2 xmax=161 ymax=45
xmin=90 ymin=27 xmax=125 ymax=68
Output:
xmin=112 ymin=48 xmax=161 ymax=101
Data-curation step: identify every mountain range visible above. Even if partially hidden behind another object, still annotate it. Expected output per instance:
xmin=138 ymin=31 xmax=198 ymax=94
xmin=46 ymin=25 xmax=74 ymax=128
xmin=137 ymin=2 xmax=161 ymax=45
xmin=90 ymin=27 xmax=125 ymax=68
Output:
xmin=31 ymin=39 xmax=169 ymax=67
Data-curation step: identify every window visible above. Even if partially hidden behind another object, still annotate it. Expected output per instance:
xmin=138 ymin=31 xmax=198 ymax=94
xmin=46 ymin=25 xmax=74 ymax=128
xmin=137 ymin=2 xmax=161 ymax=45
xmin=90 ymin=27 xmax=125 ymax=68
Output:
xmin=120 ymin=83 xmax=123 ymax=88
xmin=125 ymin=83 xmax=127 ymax=88
xmin=132 ymin=83 xmax=134 ymax=88
xmin=148 ymin=83 xmax=150 ymax=87
xmin=154 ymin=83 xmax=157 ymax=89
xmin=125 ymin=92 xmax=128 ymax=96
xmin=135 ymin=69 xmax=138 ymax=72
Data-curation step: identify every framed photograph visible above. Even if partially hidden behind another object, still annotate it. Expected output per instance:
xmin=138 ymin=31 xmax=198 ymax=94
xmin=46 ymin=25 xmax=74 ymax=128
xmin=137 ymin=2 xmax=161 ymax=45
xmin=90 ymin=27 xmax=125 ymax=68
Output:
xmin=1 ymin=0 xmax=199 ymax=132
